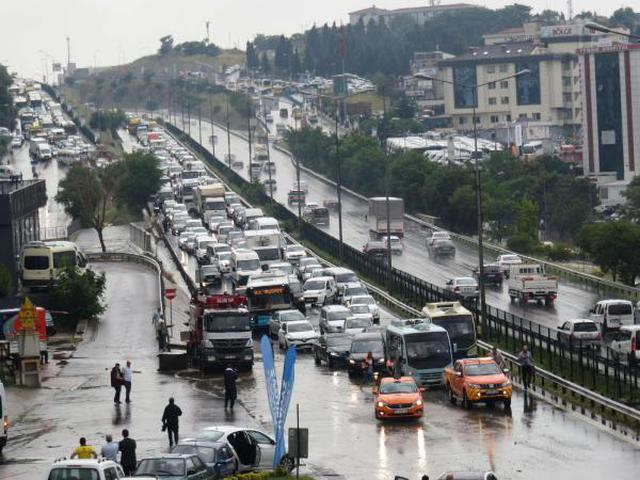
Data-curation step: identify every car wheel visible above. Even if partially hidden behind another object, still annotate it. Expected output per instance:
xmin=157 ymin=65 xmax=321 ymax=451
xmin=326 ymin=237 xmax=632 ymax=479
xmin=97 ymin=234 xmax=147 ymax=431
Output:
xmin=462 ymin=391 xmax=472 ymax=409
xmin=503 ymin=398 xmax=511 ymax=409
xmin=328 ymin=357 xmax=335 ymax=369
xmin=314 ymin=351 xmax=321 ymax=365
xmin=280 ymin=454 xmax=295 ymax=472
xmin=447 ymin=383 xmax=456 ymax=404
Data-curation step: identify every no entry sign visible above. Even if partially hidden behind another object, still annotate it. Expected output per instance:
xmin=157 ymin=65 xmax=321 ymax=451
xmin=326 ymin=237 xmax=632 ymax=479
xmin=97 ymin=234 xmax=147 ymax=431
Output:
xmin=164 ymin=288 xmax=177 ymax=300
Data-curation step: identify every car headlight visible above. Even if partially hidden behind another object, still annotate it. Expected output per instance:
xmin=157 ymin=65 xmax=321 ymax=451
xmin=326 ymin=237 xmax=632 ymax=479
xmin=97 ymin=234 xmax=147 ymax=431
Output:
xmin=415 ymin=399 xmax=423 ymax=406
xmin=349 ymin=359 xmax=355 ymax=364
xmin=377 ymin=401 xmax=385 ymax=408
xmin=330 ymin=352 xmax=338 ymax=356
xmin=245 ymin=338 xmax=253 ymax=348
xmin=378 ymin=358 xmax=385 ymax=364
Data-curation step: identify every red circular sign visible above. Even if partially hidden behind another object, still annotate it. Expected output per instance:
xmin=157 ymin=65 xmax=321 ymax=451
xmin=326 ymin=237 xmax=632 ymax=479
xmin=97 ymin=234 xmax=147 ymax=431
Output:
xmin=164 ymin=288 xmax=177 ymax=300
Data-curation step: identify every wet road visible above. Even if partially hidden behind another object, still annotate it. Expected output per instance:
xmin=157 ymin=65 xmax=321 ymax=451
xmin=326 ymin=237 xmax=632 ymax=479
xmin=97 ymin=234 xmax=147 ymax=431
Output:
xmin=169 ymin=112 xmax=603 ymax=333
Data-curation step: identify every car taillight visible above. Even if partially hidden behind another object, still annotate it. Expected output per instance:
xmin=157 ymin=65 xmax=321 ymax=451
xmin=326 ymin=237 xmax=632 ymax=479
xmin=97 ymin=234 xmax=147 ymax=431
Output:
xmin=3 ymin=416 xmax=9 ymax=430
xmin=454 ymin=287 xmax=460 ymax=292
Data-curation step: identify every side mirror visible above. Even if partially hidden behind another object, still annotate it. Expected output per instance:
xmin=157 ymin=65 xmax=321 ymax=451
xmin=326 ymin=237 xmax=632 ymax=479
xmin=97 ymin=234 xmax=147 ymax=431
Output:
xmin=503 ymin=368 xmax=510 ymax=374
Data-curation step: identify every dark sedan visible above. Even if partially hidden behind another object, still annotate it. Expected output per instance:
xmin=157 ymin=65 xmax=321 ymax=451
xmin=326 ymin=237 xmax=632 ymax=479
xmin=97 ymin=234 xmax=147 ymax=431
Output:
xmin=314 ymin=333 xmax=353 ymax=368
xmin=472 ymin=263 xmax=503 ymax=287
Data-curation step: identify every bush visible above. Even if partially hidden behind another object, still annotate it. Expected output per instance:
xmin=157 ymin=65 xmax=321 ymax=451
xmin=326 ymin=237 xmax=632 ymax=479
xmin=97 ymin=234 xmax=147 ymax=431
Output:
xmin=0 ymin=263 xmax=12 ymax=298
xmin=544 ymin=242 xmax=573 ymax=262
xmin=49 ymin=266 xmax=106 ymax=324
xmin=506 ymin=234 xmax=539 ymax=254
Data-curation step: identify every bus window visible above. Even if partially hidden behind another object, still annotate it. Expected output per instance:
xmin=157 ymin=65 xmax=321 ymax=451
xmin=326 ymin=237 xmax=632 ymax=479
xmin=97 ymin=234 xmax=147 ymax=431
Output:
xmin=24 ymin=256 xmax=49 ymax=270
xmin=53 ymin=251 xmax=77 ymax=269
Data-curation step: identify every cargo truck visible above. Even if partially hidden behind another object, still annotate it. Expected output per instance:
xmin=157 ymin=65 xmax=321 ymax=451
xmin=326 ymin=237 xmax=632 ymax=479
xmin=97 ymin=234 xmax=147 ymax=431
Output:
xmin=367 ymin=197 xmax=404 ymax=238
xmin=188 ymin=293 xmax=253 ymax=371
xmin=195 ymin=184 xmax=226 ymax=226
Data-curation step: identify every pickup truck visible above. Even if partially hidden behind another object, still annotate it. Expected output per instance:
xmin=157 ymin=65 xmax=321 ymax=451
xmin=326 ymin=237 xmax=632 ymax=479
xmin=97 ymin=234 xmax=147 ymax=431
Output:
xmin=507 ymin=263 xmax=558 ymax=305
xmin=443 ymin=357 xmax=512 ymax=409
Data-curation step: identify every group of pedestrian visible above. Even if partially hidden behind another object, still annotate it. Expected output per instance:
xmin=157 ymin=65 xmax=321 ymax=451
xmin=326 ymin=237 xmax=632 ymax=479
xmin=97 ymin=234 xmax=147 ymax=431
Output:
xmin=70 ymin=429 xmax=137 ymax=475
xmin=491 ymin=344 xmax=535 ymax=390
xmin=152 ymin=307 xmax=170 ymax=351
xmin=110 ymin=361 xmax=133 ymax=404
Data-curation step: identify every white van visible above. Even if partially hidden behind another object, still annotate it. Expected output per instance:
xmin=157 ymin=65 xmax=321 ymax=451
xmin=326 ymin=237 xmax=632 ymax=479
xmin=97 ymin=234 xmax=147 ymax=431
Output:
xmin=36 ymin=143 xmax=52 ymax=161
xmin=231 ymin=248 xmax=262 ymax=291
xmin=590 ymin=299 xmax=634 ymax=331
xmin=248 ymin=216 xmax=280 ymax=232
xmin=19 ymin=241 xmax=87 ymax=289
xmin=0 ymin=380 xmax=7 ymax=453
xmin=237 ymin=208 xmax=263 ymax=229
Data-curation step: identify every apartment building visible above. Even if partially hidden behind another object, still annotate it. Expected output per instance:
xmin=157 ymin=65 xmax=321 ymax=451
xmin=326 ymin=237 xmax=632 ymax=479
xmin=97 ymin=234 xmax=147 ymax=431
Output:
xmin=348 ymin=3 xmax=477 ymax=26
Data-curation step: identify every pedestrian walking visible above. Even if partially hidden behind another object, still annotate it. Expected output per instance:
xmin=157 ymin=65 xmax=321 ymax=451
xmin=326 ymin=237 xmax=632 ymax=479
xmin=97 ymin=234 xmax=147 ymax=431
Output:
xmin=70 ymin=437 xmax=97 ymax=459
xmin=517 ymin=345 xmax=535 ymax=389
xmin=152 ymin=307 xmax=161 ymax=329
xmin=224 ymin=365 xmax=238 ymax=409
xmin=161 ymin=397 xmax=182 ymax=447
xmin=122 ymin=361 xmax=133 ymax=403
xmin=492 ymin=346 xmax=505 ymax=371
xmin=361 ymin=352 xmax=374 ymax=388
xmin=100 ymin=434 xmax=119 ymax=461
xmin=111 ymin=363 xmax=124 ymax=404
xmin=119 ymin=429 xmax=137 ymax=476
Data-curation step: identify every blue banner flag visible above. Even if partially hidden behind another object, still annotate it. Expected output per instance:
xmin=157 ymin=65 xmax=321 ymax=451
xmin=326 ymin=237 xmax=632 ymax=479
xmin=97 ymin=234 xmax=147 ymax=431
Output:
xmin=260 ymin=335 xmax=279 ymax=425
xmin=273 ymin=345 xmax=296 ymax=467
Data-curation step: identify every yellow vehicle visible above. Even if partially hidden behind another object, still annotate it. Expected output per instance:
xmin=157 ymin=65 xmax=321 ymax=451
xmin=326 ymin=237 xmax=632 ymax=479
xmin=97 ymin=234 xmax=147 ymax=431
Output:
xmin=443 ymin=357 xmax=512 ymax=409
xmin=422 ymin=302 xmax=476 ymax=360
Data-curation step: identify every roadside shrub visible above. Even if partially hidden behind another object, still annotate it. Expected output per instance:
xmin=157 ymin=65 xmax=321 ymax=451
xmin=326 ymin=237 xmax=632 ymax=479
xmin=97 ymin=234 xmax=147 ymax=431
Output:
xmin=506 ymin=234 xmax=539 ymax=254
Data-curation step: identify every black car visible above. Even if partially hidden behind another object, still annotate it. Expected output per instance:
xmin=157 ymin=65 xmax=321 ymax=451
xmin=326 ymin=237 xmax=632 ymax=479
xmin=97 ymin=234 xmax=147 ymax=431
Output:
xmin=472 ymin=263 xmax=503 ymax=286
xmin=314 ymin=333 xmax=353 ymax=368
xmin=363 ymin=241 xmax=389 ymax=261
xmin=346 ymin=332 xmax=386 ymax=377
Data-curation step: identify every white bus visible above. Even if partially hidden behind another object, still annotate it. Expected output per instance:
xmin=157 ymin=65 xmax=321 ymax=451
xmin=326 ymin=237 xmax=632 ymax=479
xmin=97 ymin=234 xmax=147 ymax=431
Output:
xmin=422 ymin=302 xmax=476 ymax=360
xmin=19 ymin=241 xmax=87 ymax=289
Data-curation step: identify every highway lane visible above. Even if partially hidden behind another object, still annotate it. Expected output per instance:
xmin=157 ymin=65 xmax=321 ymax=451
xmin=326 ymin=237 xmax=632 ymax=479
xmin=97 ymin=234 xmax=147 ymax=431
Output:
xmin=173 ymin=113 xmax=602 ymax=332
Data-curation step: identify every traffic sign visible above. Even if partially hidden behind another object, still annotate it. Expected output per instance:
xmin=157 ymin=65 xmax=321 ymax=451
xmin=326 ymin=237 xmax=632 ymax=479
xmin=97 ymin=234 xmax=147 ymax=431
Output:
xmin=164 ymin=288 xmax=177 ymax=300
xmin=19 ymin=297 xmax=36 ymax=331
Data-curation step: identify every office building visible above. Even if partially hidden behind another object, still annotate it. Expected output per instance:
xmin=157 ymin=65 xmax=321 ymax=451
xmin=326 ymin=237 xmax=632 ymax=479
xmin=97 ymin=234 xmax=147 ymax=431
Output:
xmin=348 ymin=3 xmax=477 ymax=26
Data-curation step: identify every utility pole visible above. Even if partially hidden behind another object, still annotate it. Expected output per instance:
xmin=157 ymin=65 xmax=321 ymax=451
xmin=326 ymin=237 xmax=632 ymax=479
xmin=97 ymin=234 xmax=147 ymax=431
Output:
xmin=66 ymin=36 xmax=71 ymax=67
xmin=198 ymin=104 xmax=202 ymax=145
xmin=208 ymin=93 xmax=216 ymax=157
xmin=334 ymin=99 xmax=343 ymax=259
xmin=187 ymin=95 xmax=191 ymax=136
xmin=226 ymin=97 xmax=232 ymax=169
xmin=262 ymin=98 xmax=274 ymax=200
xmin=247 ymin=102 xmax=253 ymax=181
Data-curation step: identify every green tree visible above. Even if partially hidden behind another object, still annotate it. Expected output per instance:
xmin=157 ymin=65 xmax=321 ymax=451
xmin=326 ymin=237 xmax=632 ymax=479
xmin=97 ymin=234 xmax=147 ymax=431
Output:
xmin=89 ymin=109 xmax=126 ymax=131
xmin=112 ymin=152 xmax=162 ymax=214
xmin=56 ymin=164 xmax=118 ymax=253
xmin=245 ymin=42 xmax=258 ymax=69
xmin=260 ymin=52 xmax=271 ymax=74
xmin=49 ymin=266 xmax=106 ymax=322
xmin=577 ymin=221 xmax=640 ymax=285
xmin=623 ymin=175 xmax=640 ymax=217
xmin=507 ymin=198 xmax=539 ymax=253
xmin=0 ymin=264 xmax=12 ymax=298
xmin=0 ymin=64 xmax=16 ymax=131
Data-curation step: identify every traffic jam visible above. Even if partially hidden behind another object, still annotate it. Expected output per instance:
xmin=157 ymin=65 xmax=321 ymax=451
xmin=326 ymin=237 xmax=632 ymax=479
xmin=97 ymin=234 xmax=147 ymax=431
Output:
xmin=139 ymin=112 xmax=514 ymax=419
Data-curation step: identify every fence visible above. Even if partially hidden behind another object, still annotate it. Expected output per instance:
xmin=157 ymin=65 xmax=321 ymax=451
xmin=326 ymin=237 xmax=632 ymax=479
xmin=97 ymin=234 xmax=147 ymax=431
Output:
xmin=164 ymin=120 xmax=640 ymax=406
xmin=129 ymin=223 xmax=152 ymax=252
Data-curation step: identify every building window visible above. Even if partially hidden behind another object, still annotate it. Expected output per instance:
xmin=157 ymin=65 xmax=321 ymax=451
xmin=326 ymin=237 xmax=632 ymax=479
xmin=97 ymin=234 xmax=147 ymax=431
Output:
xmin=516 ymin=61 xmax=541 ymax=105
xmin=490 ymin=115 xmax=499 ymax=123
xmin=563 ymin=93 xmax=572 ymax=103
xmin=500 ymin=81 xmax=509 ymax=89
xmin=499 ymin=64 xmax=508 ymax=73
xmin=519 ymin=113 xmax=527 ymax=119
xmin=488 ymin=97 xmax=497 ymax=105
xmin=453 ymin=66 xmax=477 ymax=108
xmin=488 ymin=82 xmax=496 ymax=90
xmin=486 ymin=65 xmax=495 ymax=74
xmin=532 ymin=113 xmax=541 ymax=120
xmin=501 ymin=97 xmax=510 ymax=104
xmin=505 ymin=114 xmax=512 ymax=122
xmin=595 ymin=52 xmax=623 ymax=179
xmin=562 ymin=77 xmax=572 ymax=87
xmin=473 ymin=116 xmax=480 ymax=124
xmin=459 ymin=117 xmax=465 ymax=125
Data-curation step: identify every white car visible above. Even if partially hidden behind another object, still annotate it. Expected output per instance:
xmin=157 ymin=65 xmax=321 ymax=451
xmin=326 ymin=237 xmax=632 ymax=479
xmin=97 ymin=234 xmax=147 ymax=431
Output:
xmin=609 ymin=325 xmax=640 ymax=362
xmin=216 ymin=252 xmax=233 ymax=274
xmin=46 ymin=459 xmax=125 ymax=480
xmin=347 ymin=295 xmax=380 ymax=323
xmin=284 ymin=245 xmax=307 ymax=265
xmin=445 ymin=277 xmax=479 ymax=300
xmin=348 ymin=304 xmax=374 ymax=323
xmin=192 ymin=425 xmax=294 ymax=473
xmin=303 ymin=276 xmax=337 ymax=306
xmin=496 ymin=254 xmax=522 ymax=277
xmin=426 ymin=231 xmax=451 ymax=245
xmin=383 ymin=235 xmax=403 ymax=254
xmin=344 ymin=315 xmax=373 ymax=334
xmin=278 ymin=320 xmax=318 ymax=350
xmin=557 ymin=319 xmax=601 ymax=348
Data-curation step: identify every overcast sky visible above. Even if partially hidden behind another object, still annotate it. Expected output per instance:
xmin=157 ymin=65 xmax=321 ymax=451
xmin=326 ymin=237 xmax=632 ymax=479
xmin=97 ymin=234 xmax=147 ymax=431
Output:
xmin=1 ymin=0 xmax=630 ymax=78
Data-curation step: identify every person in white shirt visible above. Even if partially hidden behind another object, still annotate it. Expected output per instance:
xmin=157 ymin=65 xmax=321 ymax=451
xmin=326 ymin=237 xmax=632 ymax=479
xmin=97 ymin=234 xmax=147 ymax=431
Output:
xmin=100 ymin=434 xmax=119 ymax=461
xmin=122 ymin=361 xmax=133 ymax=403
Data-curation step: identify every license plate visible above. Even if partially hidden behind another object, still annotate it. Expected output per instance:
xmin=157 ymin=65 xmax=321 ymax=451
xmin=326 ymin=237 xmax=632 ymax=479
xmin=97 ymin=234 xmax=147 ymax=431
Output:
xmin=485 ymin=389 xmax=499 ymax=395
xmin=207 ymin=356 xmax=216 ymax=362
xmin=225 ymin=355 xmax=236 ymax=359
xmin=394 ymin=408 xmax=409 ymax=414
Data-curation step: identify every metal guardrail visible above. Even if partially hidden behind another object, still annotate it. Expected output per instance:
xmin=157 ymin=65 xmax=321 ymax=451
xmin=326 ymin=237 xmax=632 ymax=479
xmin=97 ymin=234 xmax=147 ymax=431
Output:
xmin=86 ymin=251 xmax=165 ymax=320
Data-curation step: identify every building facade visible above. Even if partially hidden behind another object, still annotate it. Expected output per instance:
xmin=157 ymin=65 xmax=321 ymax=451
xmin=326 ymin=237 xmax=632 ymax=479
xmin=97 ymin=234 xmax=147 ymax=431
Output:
xmin=0 ymin=180 xmax=47 ymax=286
xmin=348 ymin=3 xmax=477 ymax=25
xmin=580 ymin=44 xmax=640 ymax=186
xmin=438 ymin=21 xmax=626 ymax=135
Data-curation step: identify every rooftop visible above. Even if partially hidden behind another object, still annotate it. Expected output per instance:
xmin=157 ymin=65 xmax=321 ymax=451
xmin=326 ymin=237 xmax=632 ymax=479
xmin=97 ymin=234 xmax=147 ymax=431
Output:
xmin=439 ymin=42 xmax=542 ymax=64
xmin=349 ymin=3 xmax=477 ymax=16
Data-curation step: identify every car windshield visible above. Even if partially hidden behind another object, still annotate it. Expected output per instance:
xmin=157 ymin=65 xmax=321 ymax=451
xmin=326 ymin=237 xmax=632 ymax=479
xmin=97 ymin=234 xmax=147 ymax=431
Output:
xmin=288 ymin=246 xmax=305 ymax=254
xmin=350 ymin=305 xmax=370 ymax=314
xmin=136 ymin=458 xmax=185 ymax=476
xmin=432 ymin=316 xmax=475 ymax=349
xmin=327 ymin=310 xmax=350 ymax=321
xmin=172 ymin=445 xmax=216 ymax=463
xmin=48 ymin=468 xmax=100 ymax=480
xmin=336 ymin=272 xmax=358 ymax=283
xmin=609 ymin=304 xmax=632 ymax=315
xmin=347 ymin=318 xmax=371 ymax=328
xmin=327 ymin=336 xmax=352 ymax=348
xmin=573 ymin=322 xmax=598 ymax=332
xmin=204 ymin=313 xmax=251 ymax=332
xmin=288 ymin=322 xmax=313 ymax=333
xmin=456 ymin=278 xmax=477 ymax=286
xmin=281 ymin=311 xmax=305 ymax=321
xmin=304 ymin=280 xmax=325 ymax=291
xmin=346 ymin=287 xmax=367 ymax=297
xmin=351 ymin=339 xmax=384 ymax=354
xmin=218 ymin=252 xmax=232 ymax=261
xmin=237 ymin=259 xmax=260 ymax=270
xmin=193 ymin=430 xmax=225 ymax=442
xmin=502 ymin=255 xmax=519 ymax=262
xmin=464 ymin=362 xmax=501 ymax=376
xmin=380 ymin=382 xmax=417 ymax=394
xmin=352 ymin=297 xmax=374 ymax=305
xmin=405 ymin=332 xmax=451 ymax=369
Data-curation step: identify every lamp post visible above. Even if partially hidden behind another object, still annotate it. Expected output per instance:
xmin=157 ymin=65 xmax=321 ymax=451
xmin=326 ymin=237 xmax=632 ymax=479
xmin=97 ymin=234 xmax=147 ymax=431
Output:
xmin=247 ymin=101 xmax=253 ymax=182
xmin=226 ymin=96 xmax=232 ymax=169
xmin=413 ymin=69 xmax=529 ymax=327
xmin=208 ymin=91 xmax=216 ymax=158
xmin=585 ymin=23 xmax=640 ymax=42
xmin=260 ymin=96 xmax=274 ymax=200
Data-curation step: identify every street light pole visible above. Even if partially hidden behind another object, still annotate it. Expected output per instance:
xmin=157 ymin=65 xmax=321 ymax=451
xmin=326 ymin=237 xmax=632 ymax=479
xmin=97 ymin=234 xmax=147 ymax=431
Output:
xmin=247 ymin=102 xmax=253 ymax=181
xmin=334 ymin=99 xmax=344 ymax=259
xmin=262 ymin=98 xmax=274 ymax=200
xmin=209 ymin=92 xmax=216 ymax=158
xmin=198 ymin=104 xmax=202 ymax=145
xmin=226 ymin=97 xmax=232 ymax=169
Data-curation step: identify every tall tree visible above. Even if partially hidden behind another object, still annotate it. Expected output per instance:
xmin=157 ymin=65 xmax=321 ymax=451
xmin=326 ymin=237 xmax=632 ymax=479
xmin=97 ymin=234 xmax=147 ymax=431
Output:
xmin=245 ymin=41 xmax=258 ymax=70
xmin=112 ymin=151 xmax=162 ymax=214
xmin=260 ymin=52 xmax=271 ymax=74
xmin=159 ymin=35 xmax=174 ymax=55
xmin=56 ymin=164 xmax=118 ymax=253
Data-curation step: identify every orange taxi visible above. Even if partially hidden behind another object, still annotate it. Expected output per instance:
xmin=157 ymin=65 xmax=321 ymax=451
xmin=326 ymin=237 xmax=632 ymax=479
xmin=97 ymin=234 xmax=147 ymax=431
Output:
xmin=443 ymin=357 xmax=512 ymax=409
xmin=374 ymin=376 xmax=424 ymax=420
